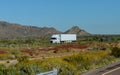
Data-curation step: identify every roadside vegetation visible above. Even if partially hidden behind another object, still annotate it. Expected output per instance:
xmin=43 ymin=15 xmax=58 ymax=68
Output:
xmin=0 ymin=35 xmax=120 ymax=75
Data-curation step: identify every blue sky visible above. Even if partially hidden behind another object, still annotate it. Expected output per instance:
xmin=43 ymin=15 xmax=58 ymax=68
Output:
xmin=0 ymin=0 xmax=120 ymax=34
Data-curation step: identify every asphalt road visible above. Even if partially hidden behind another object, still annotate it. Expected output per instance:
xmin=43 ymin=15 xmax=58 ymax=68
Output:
xmin=81 ymin=61 xmax=120 ymax=75
xmin=102 ymin=67 xmax=120 ymax=75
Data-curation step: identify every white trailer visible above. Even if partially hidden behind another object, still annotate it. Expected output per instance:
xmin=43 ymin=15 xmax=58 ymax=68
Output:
xmin=50 ymin=34 xmax=77 ymax=43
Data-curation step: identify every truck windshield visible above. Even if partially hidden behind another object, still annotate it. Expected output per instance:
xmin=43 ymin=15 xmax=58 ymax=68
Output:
xmin=51 ymin=38 xmax=56 ymax=40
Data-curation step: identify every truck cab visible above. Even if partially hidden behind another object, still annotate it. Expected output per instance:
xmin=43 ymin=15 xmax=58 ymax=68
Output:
xmin=50 ymin=34 xmax=60 ymax=43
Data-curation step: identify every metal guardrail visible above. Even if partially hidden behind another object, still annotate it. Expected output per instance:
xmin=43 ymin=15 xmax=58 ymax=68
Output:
xmin=36 ymin=68 xmax=57 ymax=75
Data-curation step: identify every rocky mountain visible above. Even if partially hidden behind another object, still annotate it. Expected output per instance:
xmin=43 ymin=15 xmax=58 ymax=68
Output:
xmin=0 ymin=21 xmax=61 ymax=38
xmin=64 ymin=26 xmax=91 ymax=36
xmin=0 ymin=21 xmax=90 ymax=38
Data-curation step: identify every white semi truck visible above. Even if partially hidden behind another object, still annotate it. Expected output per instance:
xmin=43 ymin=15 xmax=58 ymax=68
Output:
xmin=50 ymin=34 xmax=77 ymax=43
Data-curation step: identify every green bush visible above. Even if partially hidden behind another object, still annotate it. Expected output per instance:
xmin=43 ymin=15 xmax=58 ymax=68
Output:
xmin=111 ymin=47 xmax=120 ymax=58
xmin=0 ymin=61 xmax=46 ymax=75
xmin=0 ymin=65 xmax=19 ymax=75
xmin=4 ymin=65 xmax=19 ymax=75
xmin=64 ymin=52 xmax=93 ymax=70
xmin=0 ymin=65 xmax=5 ymax=75
xmin=17 ymin=55 xmax=29 ymax=62
xmin=16 ymin=61 xmax=45 ymax=75
xmin=64 ymin=50 xmax=113 ymax=73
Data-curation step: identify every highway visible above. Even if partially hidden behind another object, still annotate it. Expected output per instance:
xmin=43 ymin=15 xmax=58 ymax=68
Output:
xmin=102 ymin=67 xmax=120 ymax=75
xmin=81 ymin=61 xmax=120 ymax=75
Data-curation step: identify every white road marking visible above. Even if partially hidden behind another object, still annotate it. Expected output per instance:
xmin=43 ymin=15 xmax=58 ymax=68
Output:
xmin=102 ymin=66 xmax=120 ymax=75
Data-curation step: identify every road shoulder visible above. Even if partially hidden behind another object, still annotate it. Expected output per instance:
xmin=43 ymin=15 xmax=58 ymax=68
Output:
xmin=81 ymin=60 xmax=120 ymax=75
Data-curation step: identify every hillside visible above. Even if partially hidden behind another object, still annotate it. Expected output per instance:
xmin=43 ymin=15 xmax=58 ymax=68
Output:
xmin=0 ymin=21 xmax=90 ymax=38
xmin=0 ymin=21 xmax=61 ymax=38
xmin=64 ymin=26 xmax=91 ymax=36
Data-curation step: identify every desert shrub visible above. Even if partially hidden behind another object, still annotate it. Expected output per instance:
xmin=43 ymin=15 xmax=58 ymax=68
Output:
xmin=0 ymin=60 xmax=45 ymax=75
xmin=16 ymin=58 xmax=78 ymax=75
xmin=0 ymin=61 xmax=45 ymax=75
xmin=16 ymin=55 xmax=43 ymax=75
xmin=64 ymin=52 xmax=93 ymax=70
xmin=4 ymin=65 xmax=19 ymax=75
xmin=16 ymin=61 xmax=45 ymax=75
xmin=11 ymin=49 xmax=21 ymax=58
xmin=17 ymin=55 xmax=29 ymax=62
xmin=111 ymin=47 xmax=120 ymax=58
xmin=0 ymin=65 xmax=5 ymax=75
xmin=38 ymin=58 xmax=78 ymax=75
xmin=64 ymin=50 xmax=113 ymax=72
xmin=0 ymin=65 xmax=19 ymax=75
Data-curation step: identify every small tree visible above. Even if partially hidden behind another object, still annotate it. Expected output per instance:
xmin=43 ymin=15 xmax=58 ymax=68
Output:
xmin=111 ymin=47 xmax=120 ymax=58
